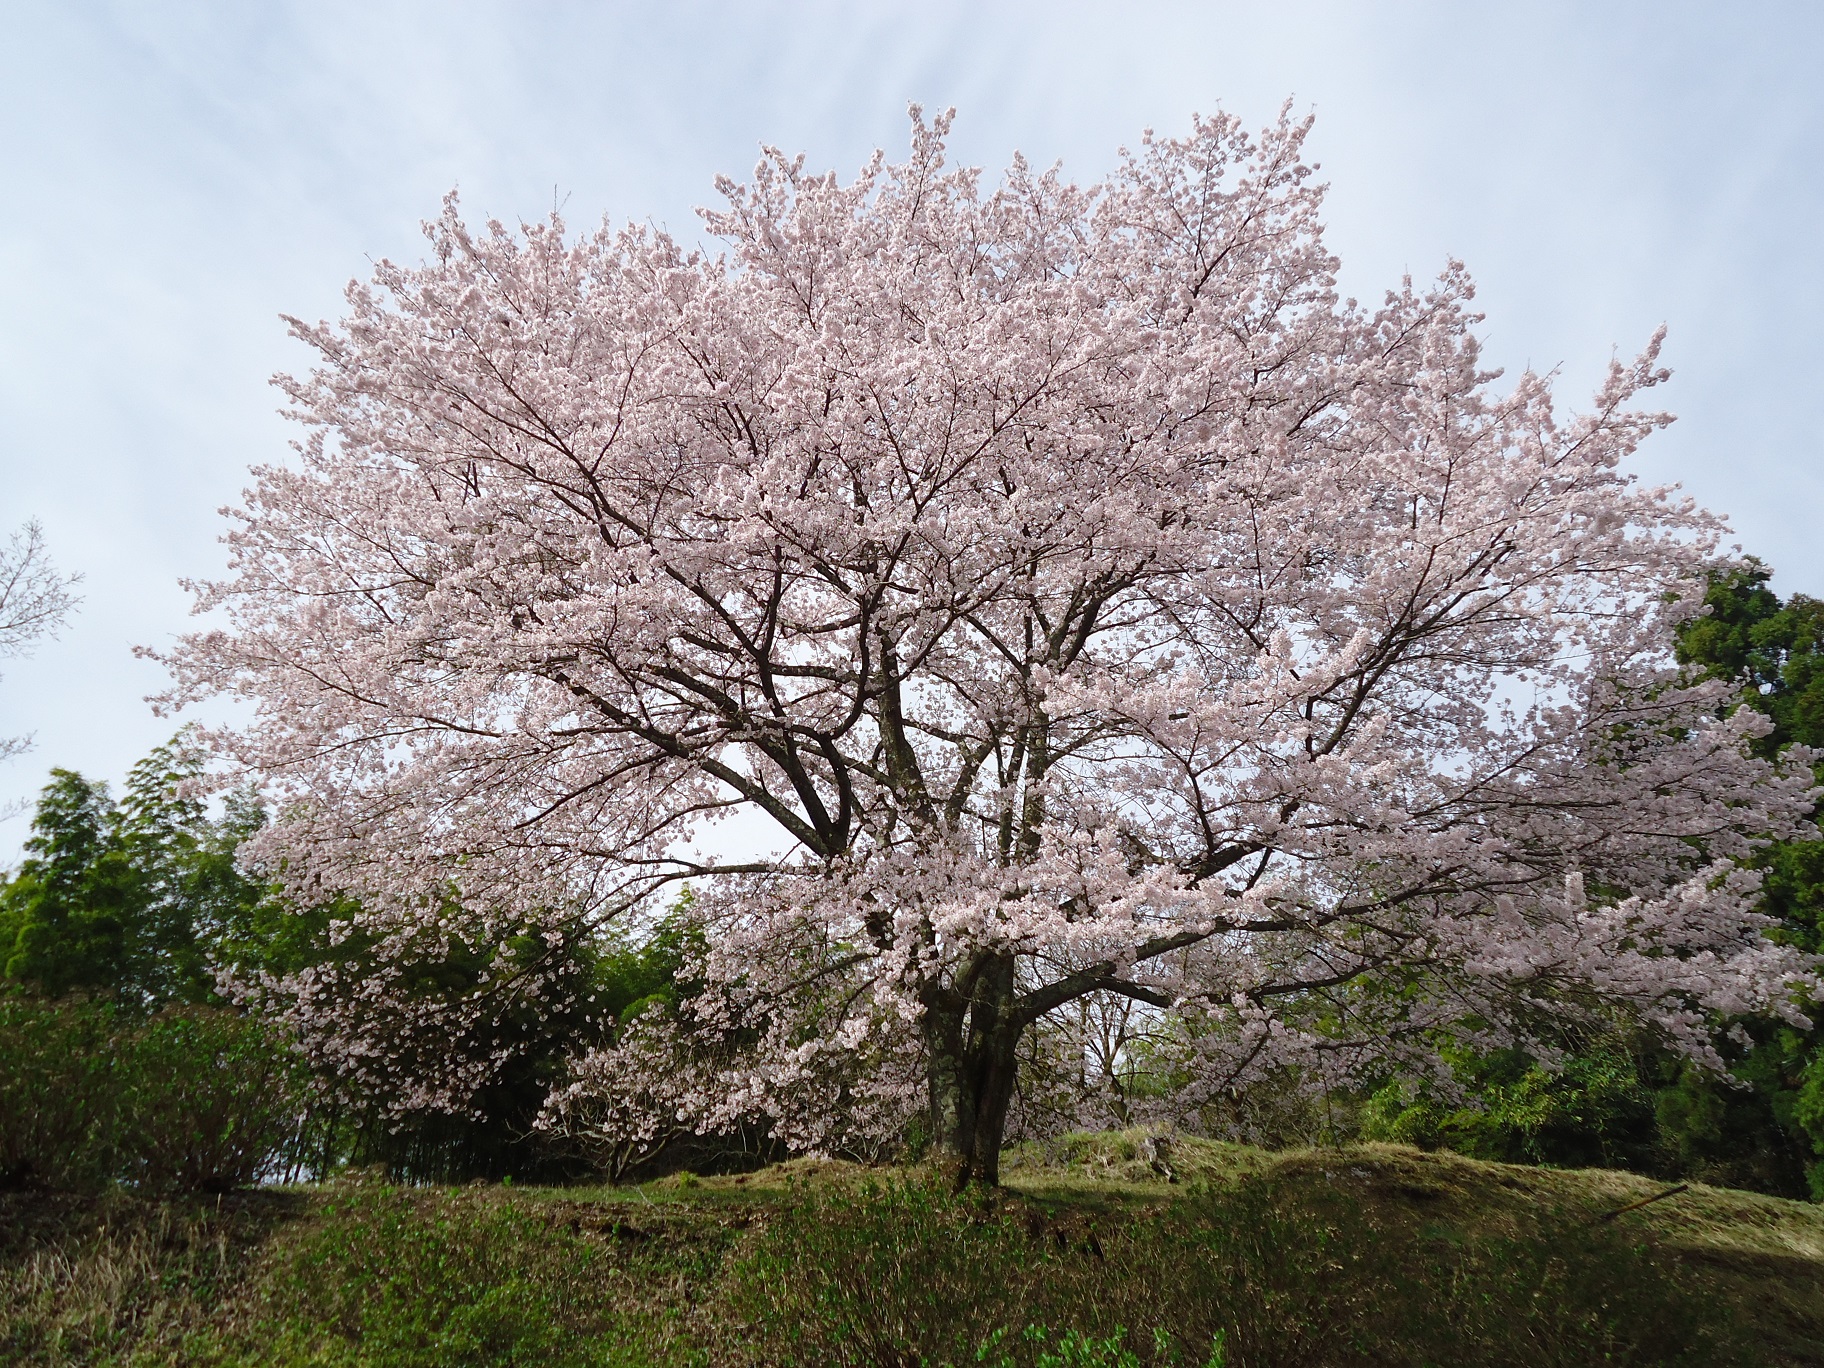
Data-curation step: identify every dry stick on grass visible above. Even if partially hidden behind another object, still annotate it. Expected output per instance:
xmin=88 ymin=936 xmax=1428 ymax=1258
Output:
xmin=1591 ymin=1184 xmax=1691 ymax=1225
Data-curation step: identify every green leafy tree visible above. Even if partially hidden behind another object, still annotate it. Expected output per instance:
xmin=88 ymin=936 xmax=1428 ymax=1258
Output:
xmin=0 ymin=769 xmax=137 ymax=999
xmin=0 ymin=734 xmax=697 ymax=1183
xmin=1672 ymin=562 xmax=1824 ymax=1195
xmin=1362 ymin=1038 xmax=1660 ymax=1173
xmin=0 ymin=734 xmax=268 ymax=1008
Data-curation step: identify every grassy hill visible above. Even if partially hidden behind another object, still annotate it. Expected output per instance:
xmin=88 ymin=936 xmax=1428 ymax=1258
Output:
xmin=5 ymin=1133 xmax=1822 ymax=1367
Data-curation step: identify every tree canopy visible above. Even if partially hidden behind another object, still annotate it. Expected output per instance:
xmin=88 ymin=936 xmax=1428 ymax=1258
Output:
xmin=0 ymin=737 xmax=263 ymax=1007
xmin=163 ymin=109 xmax=1820 ymax=1181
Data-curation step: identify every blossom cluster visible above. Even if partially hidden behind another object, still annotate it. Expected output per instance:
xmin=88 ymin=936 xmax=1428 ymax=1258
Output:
xmin=165 ymin=108 xmax=1820 ymax=1160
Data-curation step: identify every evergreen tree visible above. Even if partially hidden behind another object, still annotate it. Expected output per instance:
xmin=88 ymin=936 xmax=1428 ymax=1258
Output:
xmin=0 ymin=734 xmax=268 ymax=1009
xmin=1673 ymin=563 xmax=1824 ymax=1196
xmin=1 ymin=769 xmax=137 ymax=999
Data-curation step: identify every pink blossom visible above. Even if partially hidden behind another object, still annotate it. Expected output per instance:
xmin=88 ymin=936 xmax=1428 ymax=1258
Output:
xmin=162 ymin=107 xmax=1820 ymax=1183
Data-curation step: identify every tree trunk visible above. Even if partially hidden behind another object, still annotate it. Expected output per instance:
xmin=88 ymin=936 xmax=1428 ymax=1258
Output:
xmin=925 ymin=955 xmax=1022 ymax=1186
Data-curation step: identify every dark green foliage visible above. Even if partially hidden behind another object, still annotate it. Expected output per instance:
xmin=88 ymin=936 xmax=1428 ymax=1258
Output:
xmin=0 ymin=739 xmax=307 ymax=1195
xmin=1675 ymin=563 xmax=1824 ymax=963
xmin=0 ymin=992 xmax=119 ymax=1191
xmin=1672 ymin=562 xmax=1824 ymax=1194
xmin=0 ymin=738 xmax=269 ymax=1009
xmin=1676 ymin=563 xmax=1824 ymax=771
xmin=119 ymin=1005 xmax=305 ymax=1196
xmin=0 ymin=771 xmax=149 ymax=1002
xmin=1650 ymin=1031 xmax=1816 ymax=1195
xmin=597 ymin=911 xmax=699 ymax=1026
xmin=1361 ymin=1041 xmax=1661 ymax=1173
xmin=1363 ymin=1031 xmax=1817 ymax=1199
xmin=0 ymin=991 xmax=301 ymax=1194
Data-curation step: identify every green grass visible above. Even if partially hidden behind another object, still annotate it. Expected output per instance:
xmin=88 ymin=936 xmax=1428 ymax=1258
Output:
xmin=4 ymin=1133 xmax=1822 ymax=1366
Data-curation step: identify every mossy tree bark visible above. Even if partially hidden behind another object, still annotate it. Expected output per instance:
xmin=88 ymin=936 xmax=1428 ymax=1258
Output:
xmin=924 ymin=953 xmax=1024 ymax=1186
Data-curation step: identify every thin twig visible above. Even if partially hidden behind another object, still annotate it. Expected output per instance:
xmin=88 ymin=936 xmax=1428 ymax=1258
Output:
xmin=1590 ymin=1183 xmax=1689 ymax=1224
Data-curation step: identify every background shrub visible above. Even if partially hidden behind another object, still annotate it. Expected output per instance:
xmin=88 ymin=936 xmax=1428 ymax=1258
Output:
xmin=117 ymin=1005 xmax=304 ymax=1196
xmin=0 ymin=992 xmax=301 ymax=1196
xmin=0 ymin=992 xmax=119 ymax=1192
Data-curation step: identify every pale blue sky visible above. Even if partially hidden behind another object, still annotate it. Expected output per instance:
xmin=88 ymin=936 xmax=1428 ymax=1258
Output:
xmin=2 ymin=1 xmax=1821 ymax=833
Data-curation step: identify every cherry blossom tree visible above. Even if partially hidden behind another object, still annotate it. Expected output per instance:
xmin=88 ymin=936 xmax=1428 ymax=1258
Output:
xmin=164 ymin=108 xmax=1820 ymax=1183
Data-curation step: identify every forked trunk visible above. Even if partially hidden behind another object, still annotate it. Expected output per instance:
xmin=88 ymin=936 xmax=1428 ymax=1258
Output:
xmin=925 ymin=957 xmax=1022 ymax=1186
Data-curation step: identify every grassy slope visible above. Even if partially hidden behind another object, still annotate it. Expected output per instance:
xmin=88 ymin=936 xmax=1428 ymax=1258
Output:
xmin=3 ymin=1134 xmax=1821 ymax=1367
xmin=1009 ymin=1136 xmax=1824 ymax=1363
